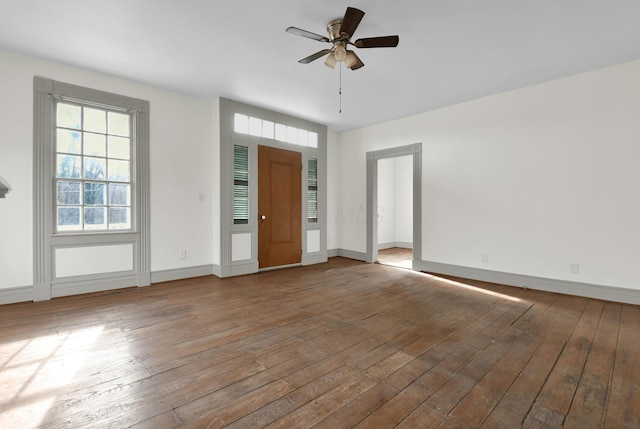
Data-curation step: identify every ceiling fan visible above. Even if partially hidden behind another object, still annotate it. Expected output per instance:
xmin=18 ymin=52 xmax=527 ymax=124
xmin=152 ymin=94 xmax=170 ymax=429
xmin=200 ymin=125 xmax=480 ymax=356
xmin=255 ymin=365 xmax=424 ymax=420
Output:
xmin=286 ymin=7 xmax=399 ymax=71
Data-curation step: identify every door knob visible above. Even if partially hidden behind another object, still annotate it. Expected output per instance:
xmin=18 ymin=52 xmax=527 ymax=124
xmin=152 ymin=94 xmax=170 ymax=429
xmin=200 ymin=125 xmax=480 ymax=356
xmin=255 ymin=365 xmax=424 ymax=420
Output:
xmin=260 ymin=214 xmax=267 ymax=221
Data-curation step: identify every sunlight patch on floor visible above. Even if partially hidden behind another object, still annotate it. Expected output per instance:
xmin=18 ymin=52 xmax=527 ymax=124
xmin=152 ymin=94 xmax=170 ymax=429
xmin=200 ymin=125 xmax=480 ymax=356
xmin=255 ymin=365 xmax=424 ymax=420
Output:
xmin=0 ymin=326 xmax=104 ymax=428
xmin=406 ymin=270 xmax=522 ymax=303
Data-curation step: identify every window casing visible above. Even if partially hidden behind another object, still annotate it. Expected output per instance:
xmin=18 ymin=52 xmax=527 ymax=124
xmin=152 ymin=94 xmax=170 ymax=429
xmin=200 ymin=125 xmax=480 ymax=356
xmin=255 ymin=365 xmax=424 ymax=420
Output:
xmin=33 ymin=77 xmax=150 ymax=301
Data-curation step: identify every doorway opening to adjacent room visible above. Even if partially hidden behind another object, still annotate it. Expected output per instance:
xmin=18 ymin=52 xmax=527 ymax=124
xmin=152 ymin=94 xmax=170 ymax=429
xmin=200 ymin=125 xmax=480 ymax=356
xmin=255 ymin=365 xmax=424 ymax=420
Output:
xmin=366 ymin=143 xmax=422 ymax=270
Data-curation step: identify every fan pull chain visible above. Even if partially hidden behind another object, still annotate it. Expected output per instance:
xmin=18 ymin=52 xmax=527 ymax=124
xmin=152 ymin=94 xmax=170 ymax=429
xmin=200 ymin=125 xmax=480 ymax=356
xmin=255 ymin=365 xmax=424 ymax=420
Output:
xmin=339 ymin=62 xmax=343 ymax=114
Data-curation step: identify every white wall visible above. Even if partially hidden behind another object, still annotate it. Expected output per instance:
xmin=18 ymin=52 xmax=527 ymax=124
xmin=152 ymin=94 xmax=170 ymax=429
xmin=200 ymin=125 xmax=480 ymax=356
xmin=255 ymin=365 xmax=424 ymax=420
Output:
xmin=376 ymin=155 xmax=412 ymax=248
xmin=211 ymin=99 xmax=221 ymax=266
xmin=326 ymin=130 xmax=340 ymax=252
xmin=335 ymin=59 xmax=640 ymax=292
xmin=377 ymin=157 xmax=396 ymax=246
xmin=0 ymin=48 xmax=214 ymax=290
xmin=393 ymin=155 xmax=413 ymax=245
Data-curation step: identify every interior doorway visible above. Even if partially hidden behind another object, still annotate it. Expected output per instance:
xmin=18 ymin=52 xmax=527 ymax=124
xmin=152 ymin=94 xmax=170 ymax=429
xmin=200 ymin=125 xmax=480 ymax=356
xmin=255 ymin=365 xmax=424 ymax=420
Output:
xmin=366 ymin=143 xmax=422 ymax=270
xmin=258 ymin=145 xmax=302 ymax=268
xmin=376 ymin=155 xmax=413 ymax=268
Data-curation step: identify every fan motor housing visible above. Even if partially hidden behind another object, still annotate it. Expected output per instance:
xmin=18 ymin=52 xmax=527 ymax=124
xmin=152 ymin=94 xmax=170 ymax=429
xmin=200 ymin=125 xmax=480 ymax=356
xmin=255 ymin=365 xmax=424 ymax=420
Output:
xmin=327 ymin=19 xmax=344 ymax=41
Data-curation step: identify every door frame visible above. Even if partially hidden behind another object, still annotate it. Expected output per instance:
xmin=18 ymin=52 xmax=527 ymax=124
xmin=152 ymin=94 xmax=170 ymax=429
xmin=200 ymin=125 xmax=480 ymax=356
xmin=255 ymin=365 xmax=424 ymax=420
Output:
xmin=218 ymin=98 xmax=328 ymax=278
xmin=366 ymin=143 xmax=422 ymax=269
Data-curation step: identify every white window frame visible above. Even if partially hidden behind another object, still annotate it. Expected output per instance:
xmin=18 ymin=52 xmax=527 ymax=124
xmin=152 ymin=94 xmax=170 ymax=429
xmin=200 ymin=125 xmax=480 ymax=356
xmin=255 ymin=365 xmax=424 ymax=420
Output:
xmin=33 ymin=77 xmax=150 ymax=301
xmin=53 ymin=100 xmax=135 ymax=232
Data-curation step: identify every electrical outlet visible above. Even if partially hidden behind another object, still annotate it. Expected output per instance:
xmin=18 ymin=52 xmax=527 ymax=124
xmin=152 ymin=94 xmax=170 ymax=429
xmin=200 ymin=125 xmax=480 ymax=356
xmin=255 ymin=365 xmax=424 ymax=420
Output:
xmin=481 ymin=254 xmax=489 ymax=263
xmin=179 ymin=250 xmax=187 ymax=260
xmin=570 ymin=263 xmax=579 ymax=274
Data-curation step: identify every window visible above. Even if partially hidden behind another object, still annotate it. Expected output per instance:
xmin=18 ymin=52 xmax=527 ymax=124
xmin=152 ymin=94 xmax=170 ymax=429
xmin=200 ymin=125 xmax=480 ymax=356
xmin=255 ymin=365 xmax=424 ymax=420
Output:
xmin=233 ymin=145 xmax=249 ymax=224
xmin=34 ymin=77 xmax=150 ymax=299
xmin=233 ymin=113 xmax=318 ymax=148
xmin=308 ymin=158 xmax=318 ymax=223
xmin=55 ymin=102 xmax=132 ymax=231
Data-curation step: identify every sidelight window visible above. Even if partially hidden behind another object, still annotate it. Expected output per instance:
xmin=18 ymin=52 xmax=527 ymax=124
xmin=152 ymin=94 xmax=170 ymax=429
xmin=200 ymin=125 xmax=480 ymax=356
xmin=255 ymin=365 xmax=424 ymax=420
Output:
xmin=308 ymin=158 xmax=318 ymax=223
xmin=233 ymin=145 xmax=249 ymax=224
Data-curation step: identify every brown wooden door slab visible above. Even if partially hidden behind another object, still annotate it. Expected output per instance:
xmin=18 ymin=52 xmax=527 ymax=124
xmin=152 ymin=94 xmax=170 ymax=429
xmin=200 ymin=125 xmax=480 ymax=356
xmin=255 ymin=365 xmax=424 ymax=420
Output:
xmin=258 ymin=145 xmax=302 ymax=268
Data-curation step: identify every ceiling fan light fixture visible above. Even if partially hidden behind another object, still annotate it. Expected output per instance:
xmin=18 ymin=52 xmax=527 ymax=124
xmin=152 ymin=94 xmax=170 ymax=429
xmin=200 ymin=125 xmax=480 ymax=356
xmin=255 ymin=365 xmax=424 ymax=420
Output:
xmin=334 ymin=43 xmax=347 ymax=62
xmin=344 ymin=50 xmax=358 ymax=68
xmin=324 ymin=52 xmax=337 ymax=69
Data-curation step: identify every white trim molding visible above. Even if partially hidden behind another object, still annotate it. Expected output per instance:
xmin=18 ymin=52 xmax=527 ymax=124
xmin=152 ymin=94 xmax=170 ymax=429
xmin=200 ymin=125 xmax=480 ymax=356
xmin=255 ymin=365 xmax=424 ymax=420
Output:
xmin=419 ymin=260 xmax=640 ymax=305
xmin=33 ymin=77 xmax=150 ymax=300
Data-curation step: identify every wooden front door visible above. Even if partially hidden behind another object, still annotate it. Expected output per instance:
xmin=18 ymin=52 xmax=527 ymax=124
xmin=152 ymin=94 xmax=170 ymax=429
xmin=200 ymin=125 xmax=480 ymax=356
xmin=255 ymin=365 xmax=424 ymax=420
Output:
xmin=258 ymin=145 xmax=302 ymax=268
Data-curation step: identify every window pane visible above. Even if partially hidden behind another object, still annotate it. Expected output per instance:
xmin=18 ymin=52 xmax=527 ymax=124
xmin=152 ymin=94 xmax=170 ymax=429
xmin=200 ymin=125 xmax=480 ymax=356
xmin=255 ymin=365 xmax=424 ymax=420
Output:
xmin=249 ymin=117 xmax=262 ymax=137
xmin=84 ymin=182 xmax=106 ymax=205
xmin=57 ymin=103 xmax=81 ymax=130
xmin=297 ymin=129 xmax=308 ymax=147
xmin=308 ymin=158 xmax=318 ymax=222
xmin=108 ymin=159 xmax=130 ymax=182
xmin=57 ymin=155 xmax=82 ymax=179
xmin=83 ymin=157 xmax=106 ymax=180
xmin=57 ymin=181 xmax=81 ymax=205
xmin=286 ymin=126 xmax=298 ymax=144
xmin=50 ymin=93 xmax=140 ymax=234
xmin=84 ymin=207 xmax=106 ymax=229
xmin=109 ymin=183 xmax=130 ymax=206
xmin=57 ymin=129 xmax=81 ymax=154
xmin=109 ymin=207 xmax=130 ymax=229
xmin=262 ymin=121 xmax=274 ymax=139
xmin=108 ymin=136 xmax=130 ymax=160
xmin=233 ymin=199 xmax=249 ymax=224
xmin=57 ymin=207 xmax=82 ymax=230
xmin=308 ymin=132 xmax=318 ymax=148
xmin=84 ymin=107 xmax=106 ymax=133
xmin=84 ymin=132 xmax=107 ymax=157
xmin=108 ymin=111 xmax=130 ymax=137
xmin=275 ymin=123 xmax=287 ymax=142
xmin=233 ymin=145 xmax=249 ymax=224
xmin=234 ymin=113 xmax=249 ymax=134
xmin=234 ymin=183 xmax=248 ymax=198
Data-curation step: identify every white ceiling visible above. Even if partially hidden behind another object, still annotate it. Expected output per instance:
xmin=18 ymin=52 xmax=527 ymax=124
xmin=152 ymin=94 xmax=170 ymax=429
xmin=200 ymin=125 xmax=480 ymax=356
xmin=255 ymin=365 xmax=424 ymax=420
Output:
xmin=2 ymin=1 xmax=640 ymax=132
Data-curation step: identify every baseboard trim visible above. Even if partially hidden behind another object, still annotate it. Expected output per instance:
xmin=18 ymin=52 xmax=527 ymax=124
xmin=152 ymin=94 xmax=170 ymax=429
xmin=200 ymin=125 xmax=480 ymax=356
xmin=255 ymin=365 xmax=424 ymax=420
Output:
xmin=5 ymin=258 xmax=637 ymax=306
xmin=328 ymin=249 xmax=367 ymax=262
xmin=378 ymin=241 xmax=413 ymax=250
xmin=303 ymin=252 xmax=328 ymax=266
xmin=52 ymin=274 xmax=138 ymax=298
xmin=419 ymin=260 xmax=640 ymax=305
xmin=0 ymin=285 xmax=33 ymax=305
xmin=151 ymin=265 xmax=214 ymax=284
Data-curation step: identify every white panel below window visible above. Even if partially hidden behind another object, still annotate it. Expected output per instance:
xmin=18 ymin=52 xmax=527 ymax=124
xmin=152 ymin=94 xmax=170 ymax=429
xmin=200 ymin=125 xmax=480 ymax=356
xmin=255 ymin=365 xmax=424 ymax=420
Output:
xmin=307 ymin=230 xmax=321 ymax=253
xmin=232 ymin=233 xmax=252 ymax=261
xmin=55 ymin=244 xmax=134 ymax=278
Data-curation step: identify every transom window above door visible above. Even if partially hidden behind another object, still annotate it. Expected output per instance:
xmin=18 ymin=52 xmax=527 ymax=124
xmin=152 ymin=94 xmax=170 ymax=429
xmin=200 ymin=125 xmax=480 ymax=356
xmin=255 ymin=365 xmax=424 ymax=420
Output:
xmin=233 ymin=113 xmax=318 ymax=148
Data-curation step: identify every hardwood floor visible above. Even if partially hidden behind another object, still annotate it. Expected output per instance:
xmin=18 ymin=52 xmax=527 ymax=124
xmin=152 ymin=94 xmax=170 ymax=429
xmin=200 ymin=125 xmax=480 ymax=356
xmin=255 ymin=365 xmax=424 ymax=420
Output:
xmin=1 ymin=257 xmax=639 ymax=428
xmin=377 ymin=247 xmax=413 ymax=269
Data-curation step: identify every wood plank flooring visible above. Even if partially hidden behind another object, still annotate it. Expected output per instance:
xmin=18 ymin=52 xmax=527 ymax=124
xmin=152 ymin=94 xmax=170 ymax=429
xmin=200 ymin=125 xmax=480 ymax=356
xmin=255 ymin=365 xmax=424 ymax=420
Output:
xmin=1 ymin=256 xmax=639 ymax=428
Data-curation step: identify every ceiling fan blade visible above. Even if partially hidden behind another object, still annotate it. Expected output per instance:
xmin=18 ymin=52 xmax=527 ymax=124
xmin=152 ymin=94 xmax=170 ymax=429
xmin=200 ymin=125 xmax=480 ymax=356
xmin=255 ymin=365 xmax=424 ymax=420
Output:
xmin=340 ymin=7 xmax=365 ymax=38
xmin=286 ymin=26 xmax=329 ymax=43
xmin=354 ymin=35 xmax=399 ymax=48
xmin=298 ymin=49 xmax=332 ymax=64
